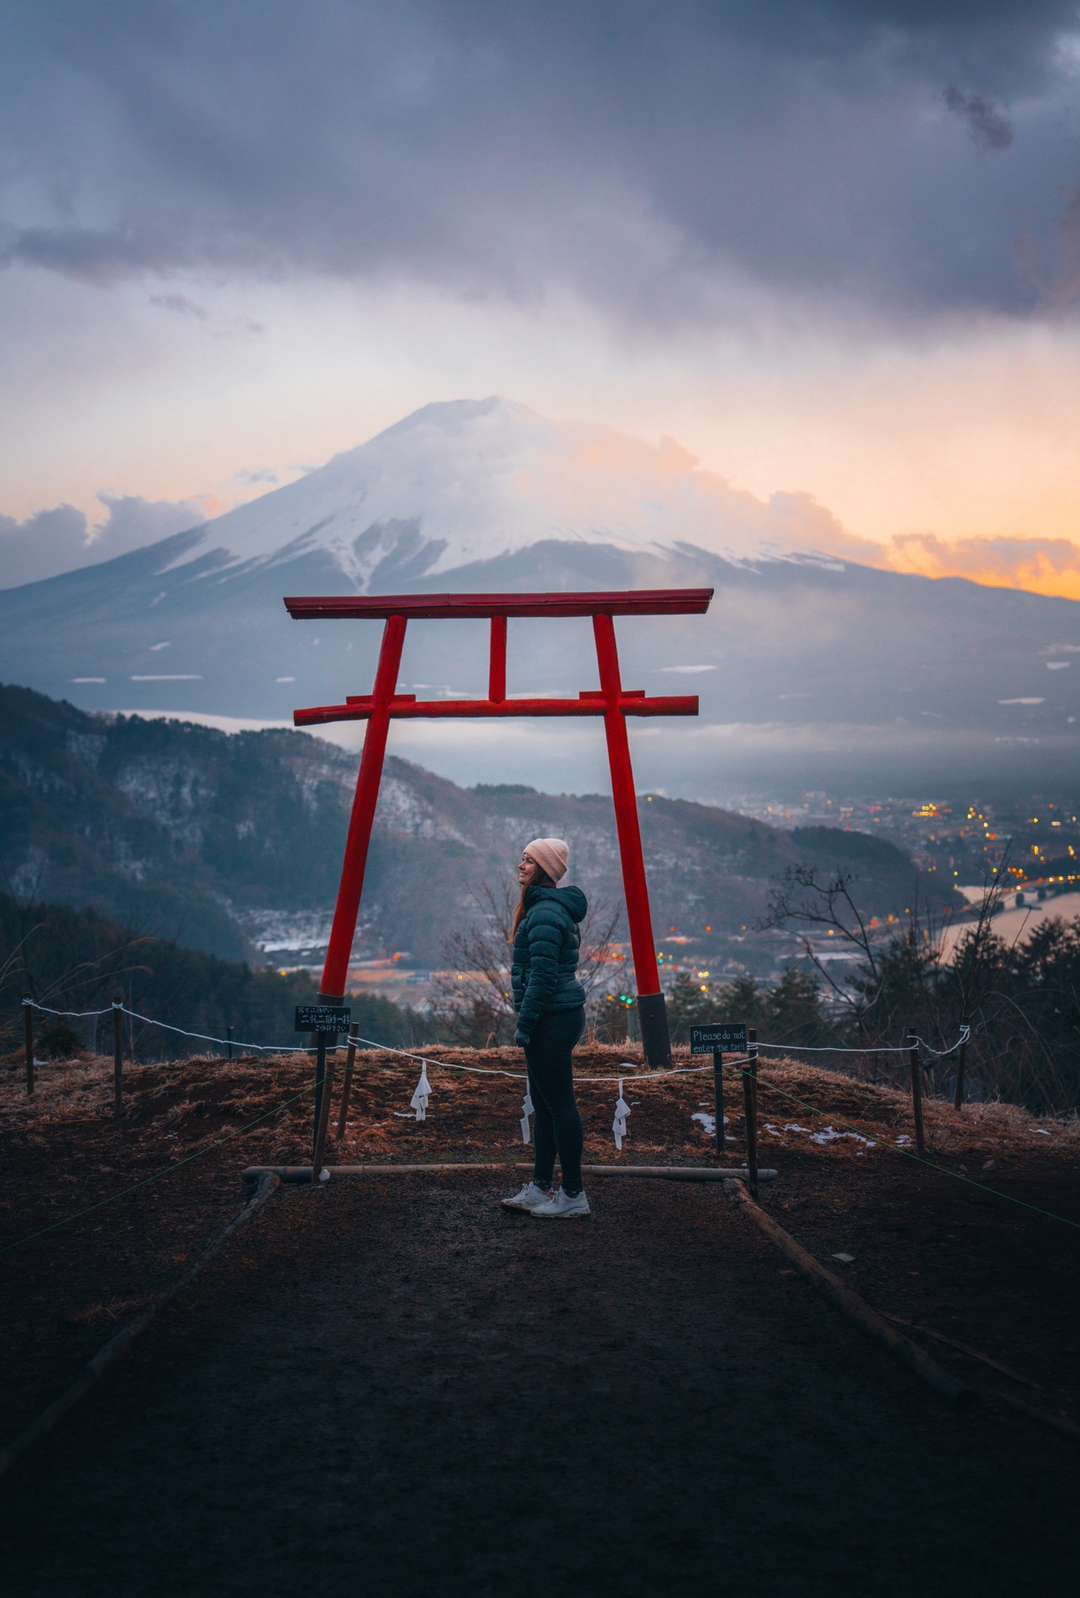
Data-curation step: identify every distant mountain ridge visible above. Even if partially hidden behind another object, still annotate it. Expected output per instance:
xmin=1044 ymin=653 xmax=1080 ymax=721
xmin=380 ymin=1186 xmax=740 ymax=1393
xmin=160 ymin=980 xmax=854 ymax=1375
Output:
xmin=1 ymin=685 xmax=959 ymax=967
xmin=1 ymin=397 xmax=1079 ymax=790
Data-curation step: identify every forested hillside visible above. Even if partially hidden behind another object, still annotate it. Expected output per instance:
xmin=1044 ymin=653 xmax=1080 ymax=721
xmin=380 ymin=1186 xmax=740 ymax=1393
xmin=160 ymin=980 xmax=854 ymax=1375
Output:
xmin=1 ymin=685 xmax=961 ymax=965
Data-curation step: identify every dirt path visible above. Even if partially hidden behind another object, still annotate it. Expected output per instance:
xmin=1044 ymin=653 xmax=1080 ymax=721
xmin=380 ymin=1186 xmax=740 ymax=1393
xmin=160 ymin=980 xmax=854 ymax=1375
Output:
xmin=3 ymin=1171 xmax=1076 ymax=1596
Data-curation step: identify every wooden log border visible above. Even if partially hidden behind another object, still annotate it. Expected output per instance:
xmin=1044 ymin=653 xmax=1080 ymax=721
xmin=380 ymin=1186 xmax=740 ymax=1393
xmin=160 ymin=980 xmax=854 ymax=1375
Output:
xmin=724 ymin=1177 xmax=976 ymax=1408
xmin=242 ymin=1162 xmax=779 ymax=1185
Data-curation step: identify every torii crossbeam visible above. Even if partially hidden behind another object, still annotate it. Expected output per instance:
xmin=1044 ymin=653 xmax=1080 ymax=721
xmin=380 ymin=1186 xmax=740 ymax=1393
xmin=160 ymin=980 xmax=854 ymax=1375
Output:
xmin=285 ymin=588 xmax=714 ymax=1066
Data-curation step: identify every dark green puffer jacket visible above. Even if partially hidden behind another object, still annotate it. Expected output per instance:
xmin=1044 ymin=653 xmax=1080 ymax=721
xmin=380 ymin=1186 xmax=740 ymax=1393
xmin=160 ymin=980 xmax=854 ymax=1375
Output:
xmin=511 ymin=884 xmax=588 ymax=1039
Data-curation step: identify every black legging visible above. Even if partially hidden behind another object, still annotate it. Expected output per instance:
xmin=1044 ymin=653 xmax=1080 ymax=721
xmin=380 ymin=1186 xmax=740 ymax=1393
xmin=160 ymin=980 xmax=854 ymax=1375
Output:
xmin=523 ymin=1006 xmax=586 ymax=1194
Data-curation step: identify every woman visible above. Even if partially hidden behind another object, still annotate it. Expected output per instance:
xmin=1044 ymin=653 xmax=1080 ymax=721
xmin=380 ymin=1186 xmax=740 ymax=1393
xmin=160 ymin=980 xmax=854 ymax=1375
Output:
xmin=501 ymin=837 xmax=591 ymax=1218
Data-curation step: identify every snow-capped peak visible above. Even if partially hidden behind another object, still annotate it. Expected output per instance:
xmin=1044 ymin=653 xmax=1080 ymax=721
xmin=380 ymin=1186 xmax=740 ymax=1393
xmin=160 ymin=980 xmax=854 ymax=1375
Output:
xmin=172 ymin=396 xmax=840 ymax=585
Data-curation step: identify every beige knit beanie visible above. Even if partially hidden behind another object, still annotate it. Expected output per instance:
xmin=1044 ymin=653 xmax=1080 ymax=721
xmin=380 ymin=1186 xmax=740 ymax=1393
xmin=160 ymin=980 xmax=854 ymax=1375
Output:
xmin=524 ymin=837 xmax=569 ymax=883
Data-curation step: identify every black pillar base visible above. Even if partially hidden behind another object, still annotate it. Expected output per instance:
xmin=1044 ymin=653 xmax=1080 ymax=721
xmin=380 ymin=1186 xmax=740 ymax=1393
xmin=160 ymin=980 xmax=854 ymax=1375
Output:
xmin=637 ymin=991 xmax=672 ymax=1069
xmin=311 ymin=991 xmax=348 ymax=1168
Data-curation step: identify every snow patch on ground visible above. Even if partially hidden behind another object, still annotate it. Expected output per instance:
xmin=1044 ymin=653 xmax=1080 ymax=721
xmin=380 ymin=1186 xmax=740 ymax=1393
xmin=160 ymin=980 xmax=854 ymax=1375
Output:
xmin=239 ymin=908 xmax=335 ymax=954
xmin=763 ymin=1121 xmax=877 ymax=1148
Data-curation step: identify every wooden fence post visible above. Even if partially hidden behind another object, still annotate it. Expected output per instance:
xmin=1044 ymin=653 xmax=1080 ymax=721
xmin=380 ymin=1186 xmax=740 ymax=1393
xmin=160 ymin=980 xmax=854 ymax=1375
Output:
xmin=953 ymin=1018 xmax=970 ymax=1111
xmin=712 ymin=1047 xmax=726 ymax=1155
xmin=743 ymin=1029 xmax=759 ymax=1200
xmin=906 ymin=1030 xmax=925 ymax=1156
xmin=311 ymin=1033 xmax=336 ymax=1178
xmin=226 ymin=1024 xmax=233 ymax=1063
xmin=337 ymin=1033 xmax=358 ymax=1140
xmin=23 ymin=999 xmax=34 ymax=1096
xmin=112 ymin=998 xmax=125 ymax=1118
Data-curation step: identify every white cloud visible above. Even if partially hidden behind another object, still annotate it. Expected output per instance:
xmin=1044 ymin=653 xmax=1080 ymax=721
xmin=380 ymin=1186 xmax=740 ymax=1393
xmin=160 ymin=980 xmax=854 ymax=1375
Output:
xmin=0 ymin=492 xmax=209 ymax=589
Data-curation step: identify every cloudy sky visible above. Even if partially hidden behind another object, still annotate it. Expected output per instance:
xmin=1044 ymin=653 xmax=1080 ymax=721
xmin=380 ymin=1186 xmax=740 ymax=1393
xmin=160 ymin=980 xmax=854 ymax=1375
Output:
xmin=4 ymin=1 xmax=1080 ymax=593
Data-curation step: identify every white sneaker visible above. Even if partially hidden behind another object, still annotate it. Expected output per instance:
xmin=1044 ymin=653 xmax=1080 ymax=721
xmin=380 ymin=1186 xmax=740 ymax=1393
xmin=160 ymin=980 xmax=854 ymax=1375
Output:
xmin=530 ymin=1188 xmax=591 ymax=1219
xmin=500 ymin=1181 xmax=552 ymax=1212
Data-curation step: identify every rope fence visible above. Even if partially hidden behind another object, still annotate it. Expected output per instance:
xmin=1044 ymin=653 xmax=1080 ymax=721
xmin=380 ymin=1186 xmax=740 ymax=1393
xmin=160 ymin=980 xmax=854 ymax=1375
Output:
xmin=22 ymin=999 xmax=319 ymax=1056
xmin=21 ymin=997 xmax=945 ymax=1075
xmin=16 ymin=1000 xmax=974 ymax=1133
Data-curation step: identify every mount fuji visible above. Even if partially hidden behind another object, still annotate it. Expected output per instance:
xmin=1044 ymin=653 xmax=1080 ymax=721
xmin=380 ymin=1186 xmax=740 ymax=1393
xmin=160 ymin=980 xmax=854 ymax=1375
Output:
xmin=3 ymin=396 xmax=1080 ymax=794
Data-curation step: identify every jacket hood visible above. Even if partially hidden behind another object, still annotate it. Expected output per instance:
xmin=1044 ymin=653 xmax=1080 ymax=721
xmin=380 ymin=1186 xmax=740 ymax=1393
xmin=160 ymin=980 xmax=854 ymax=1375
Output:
xmin=526 ymin=883 xmax=588 ymax=923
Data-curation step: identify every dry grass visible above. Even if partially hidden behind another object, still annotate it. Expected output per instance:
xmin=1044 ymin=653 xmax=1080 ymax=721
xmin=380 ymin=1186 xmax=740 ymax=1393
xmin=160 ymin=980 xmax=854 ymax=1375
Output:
xmin=2 ymin=1041 xmax=1076 ymax=1174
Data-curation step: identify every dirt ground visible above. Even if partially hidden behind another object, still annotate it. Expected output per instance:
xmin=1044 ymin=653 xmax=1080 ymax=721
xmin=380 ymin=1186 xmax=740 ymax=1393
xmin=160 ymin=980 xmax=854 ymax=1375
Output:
xmin=2 ymin=1047 xmax=1079 ymax=1595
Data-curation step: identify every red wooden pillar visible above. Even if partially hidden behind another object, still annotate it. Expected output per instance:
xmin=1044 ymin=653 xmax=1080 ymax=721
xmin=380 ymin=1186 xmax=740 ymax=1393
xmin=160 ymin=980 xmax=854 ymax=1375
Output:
xmin=592 ymin=614 xmax=672 ymax=1067
xmin=318 ymin=614 xmax=408 ymax=1002
xmin=489 ymin=616 xmax=507 ymax=702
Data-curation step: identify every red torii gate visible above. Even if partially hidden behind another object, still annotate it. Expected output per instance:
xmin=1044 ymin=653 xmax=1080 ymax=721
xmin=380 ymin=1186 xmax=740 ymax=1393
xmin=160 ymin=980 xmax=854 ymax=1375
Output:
xmin=285 ymin=588 xmax=714 ymax=1067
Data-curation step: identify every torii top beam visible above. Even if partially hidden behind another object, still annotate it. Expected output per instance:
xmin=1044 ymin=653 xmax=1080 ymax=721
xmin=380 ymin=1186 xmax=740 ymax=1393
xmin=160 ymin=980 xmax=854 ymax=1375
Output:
xmin=285 ymin=588 xmax=713 ymax=727
xmin=283 ymin=588 xmax=713 ymax=621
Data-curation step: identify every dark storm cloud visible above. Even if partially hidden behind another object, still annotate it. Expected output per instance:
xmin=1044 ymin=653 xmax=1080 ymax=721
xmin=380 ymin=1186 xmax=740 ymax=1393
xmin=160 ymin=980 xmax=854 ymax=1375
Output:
xmin=8 ymin=224 xmax=183 ymax=283
xmin=149 ymin=292 xmax=208 ymax=319
xmin=2 ymin=0 xmax=1078 ymax=324
xmin=943 ymin=85 xmax=1014 ymax=150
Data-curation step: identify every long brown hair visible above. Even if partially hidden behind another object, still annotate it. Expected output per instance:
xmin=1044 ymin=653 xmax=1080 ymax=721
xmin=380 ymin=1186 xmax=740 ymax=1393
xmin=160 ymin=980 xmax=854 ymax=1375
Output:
xmin=510 ymin=863 xmax=555 ymax=943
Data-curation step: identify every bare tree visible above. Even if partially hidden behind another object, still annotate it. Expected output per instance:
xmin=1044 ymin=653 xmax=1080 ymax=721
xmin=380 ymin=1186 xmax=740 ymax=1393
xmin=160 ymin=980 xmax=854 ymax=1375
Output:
xmin=761 ymin=863 xmax=884 ymax=1028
